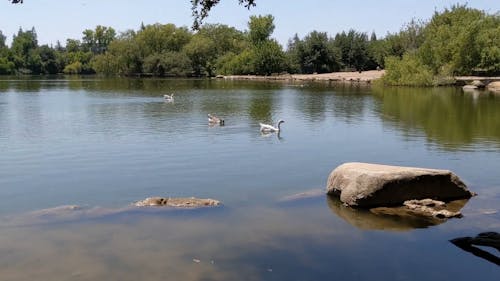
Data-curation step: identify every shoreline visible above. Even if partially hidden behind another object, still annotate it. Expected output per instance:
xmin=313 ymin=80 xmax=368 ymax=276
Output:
xmin=219 ymin=71 xmax=500 ymax=90
xmin=219 ymin=70 xmax=385 ymax=84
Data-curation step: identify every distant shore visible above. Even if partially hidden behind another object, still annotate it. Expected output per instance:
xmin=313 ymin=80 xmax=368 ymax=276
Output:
xmin=219 ymin=70 xmax=386 ymax=84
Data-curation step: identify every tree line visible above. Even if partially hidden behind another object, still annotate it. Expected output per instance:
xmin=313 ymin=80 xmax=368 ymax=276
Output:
xmin=0 ymin=5 xmax=498 ymax=85
xmin=0 ymin=15 xmax=382 ymax=77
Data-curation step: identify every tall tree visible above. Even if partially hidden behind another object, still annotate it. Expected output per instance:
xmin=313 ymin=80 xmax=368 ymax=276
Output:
xmin=11 ymin=27 xmax=39 ymax=73
xmin=0 ymin=30 xmax=14 ymax=74
xmin=135 ymin=23 xmax=191 ymax=56
xmin=184 ymin=34 xmax=216 ymax=76
xmin=82 ymin=25 xmax=116 ymax=54
xmin=288 ymin=31 xmax=340 ymax=74
xmin=0 ymin=31 xmax=6 ymax=49
xmin=253 ymin=39 xmax=285 ymax=75
xmin=418 ymin=4 xmax=499 ymax=75
xmin=248 ymin=14 xmax=275 ymax=45
xmin=333 ymin=30 xmax=371 ymax=71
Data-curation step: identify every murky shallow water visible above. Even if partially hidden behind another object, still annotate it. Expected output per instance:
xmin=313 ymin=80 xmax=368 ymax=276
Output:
xmin=0 ymin=78 xmax=499 ymax=280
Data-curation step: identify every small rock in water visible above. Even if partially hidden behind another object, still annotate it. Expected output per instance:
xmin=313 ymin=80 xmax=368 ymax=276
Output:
xmin=403 ymin=199 xmax=462 ymax=219
xmin=134 ymin=197 xmax=221 ymax=208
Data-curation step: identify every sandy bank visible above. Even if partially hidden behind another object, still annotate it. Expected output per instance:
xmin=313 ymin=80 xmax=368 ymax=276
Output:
xmin=220 ymin=70 xmax=385 ymax=83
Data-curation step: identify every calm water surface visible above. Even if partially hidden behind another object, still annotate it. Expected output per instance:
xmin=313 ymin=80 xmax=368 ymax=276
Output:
xmin=0 ymin=77 xmax=499 ymax=280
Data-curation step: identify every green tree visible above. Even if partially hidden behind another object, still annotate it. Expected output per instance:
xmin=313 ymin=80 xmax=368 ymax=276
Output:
xmin=143 ymin=52 xmax=191 ymax=76
xmin=475 ymin=17 xmax=500 ymax=74
xmin=82 ymin=25 xmax=116 ymax=54
xmin=197 ymin=24 xmax=247 ymax=55
xmin=248 ymin=14 xmax=275 ymax=45
xmin=61 ymin=37 xmax=94 ymax=74
xmin=382 ymin=54 xmax=434 ymax=86
xmin=63 ymin=61 xmax=83 ymax=74
xmin=253 ymin=39 xmax=285 ymax=75
xmin=0 ymin=31 xmax=12 ymax=74
xmin=0 ymin=31 xmax=6 ymax=50
xmin=287 ymin=31 xmax=341 ymax=74
xmin=183 ymin=34 xmax=216 ymax=76
xmin=384 ymin=4 xmax=500 ymax=85
xmin=36 ymin=45 xmax=61 ymax=74
xmin=0 ymin=31 xmax=15 ymax=75
xmin=0 ymin=57 xmax=15 ymax=74
xmin=195 ymin=24 xmax=248 ymax=75
xmin=333 ymin=30 xmax=371 ymax=71
xmin=418 ymin=5 xmax=499 ymax=75
xmin=65 ymin=39 xmax=82 ymax=53
xmin=92 ymin=37 xmax=142 ymax=75
xmin=135 ymin=23 xmax=192 ymax=56
xmin=218 ymin=49 xmax=255 ymax=75
xmin=11 ymin=27 xmax=39 ymax=73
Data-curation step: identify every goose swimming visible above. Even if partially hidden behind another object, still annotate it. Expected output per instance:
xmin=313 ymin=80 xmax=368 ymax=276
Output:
xmin=163 ymin=94 xmax=174 ymax=102
xmin=259 ymin=120 xmax=284 ymax=133
xmin=208 ymin=114 xmax=225 ymax=125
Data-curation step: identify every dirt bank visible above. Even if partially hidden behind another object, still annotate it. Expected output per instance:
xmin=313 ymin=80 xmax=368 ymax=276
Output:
xmin=220 ymin=70 xmax=385 ymax=83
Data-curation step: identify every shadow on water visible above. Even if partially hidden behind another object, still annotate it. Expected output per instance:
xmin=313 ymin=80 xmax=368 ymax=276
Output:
xmin=326 ymin=196 xmax=469 ymax=231
xmin=450 ymin=232 xmax=500 ymax=266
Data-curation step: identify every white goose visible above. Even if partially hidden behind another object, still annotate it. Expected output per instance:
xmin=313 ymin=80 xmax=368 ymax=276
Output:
xmin=260 ymin=120 xmax=284 ymax=133
xmin=163 ymin=94 xmax=174 ymax=102
xmin=208 ymin=114 xmax=225 ymax=125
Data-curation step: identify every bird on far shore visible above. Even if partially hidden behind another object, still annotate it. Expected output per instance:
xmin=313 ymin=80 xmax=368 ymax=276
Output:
xmin=260 ymin=120 xmax=284 ymax=133
xmin=208 ymin=114 xmax=225 ymax=126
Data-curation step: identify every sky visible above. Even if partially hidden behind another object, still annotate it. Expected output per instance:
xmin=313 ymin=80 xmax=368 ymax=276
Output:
xmin=1 ymin=0 xmax=499 ymax=48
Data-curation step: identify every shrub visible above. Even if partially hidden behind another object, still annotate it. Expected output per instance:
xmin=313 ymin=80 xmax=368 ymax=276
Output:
xmin=382 ymin=54 xmax=434 ymax=86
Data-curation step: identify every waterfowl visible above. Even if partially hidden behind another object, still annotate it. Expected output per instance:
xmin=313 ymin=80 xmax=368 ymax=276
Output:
xmin=259 ymin=120 xmax=284 ymax=133
xmin=163 ymin=94 xmax=174 ymax=102
xmin=208 ymin=114 xmax=225 ymax=125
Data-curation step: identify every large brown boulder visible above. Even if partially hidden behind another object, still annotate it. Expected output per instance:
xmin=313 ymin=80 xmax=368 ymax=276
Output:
xmin=326 ymin=162 xmax=474 ymax=207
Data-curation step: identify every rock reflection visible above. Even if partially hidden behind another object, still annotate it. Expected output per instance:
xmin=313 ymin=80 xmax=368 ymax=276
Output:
xmin=326 ymin=196 xmax=469 ymax=231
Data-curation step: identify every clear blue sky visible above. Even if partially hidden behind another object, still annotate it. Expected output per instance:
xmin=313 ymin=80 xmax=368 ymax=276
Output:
xmin=1 ymin=0 xmax=498 ymax=47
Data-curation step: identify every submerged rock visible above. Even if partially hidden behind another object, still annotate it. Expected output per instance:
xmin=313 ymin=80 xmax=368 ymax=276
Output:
xmin=3 ymin=197 xmax=221 ymax=226
xmin=371 ymin=198 xmax=466 ymax=220
xmin=134 ymin=197 xmax=221 ymax=208
xmin=277 ymin=189 xmax=325 ymax=202
xmin=326 ymin=162 xmax=474 ymax=208
xmin=326 ymin=196 xmax=469 ymax=231
xmin=403 ymin=199 xmax=462 ymax=218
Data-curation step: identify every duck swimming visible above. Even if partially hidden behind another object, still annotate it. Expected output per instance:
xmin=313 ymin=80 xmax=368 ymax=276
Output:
xmin=163 ymin=94 xmax=174 ymax=102
xmin=208 ymin=114 xmax=225 ymax=125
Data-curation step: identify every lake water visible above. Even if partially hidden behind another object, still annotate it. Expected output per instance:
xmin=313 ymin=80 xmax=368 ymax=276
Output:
xmin=0 ymin=77 xmax=499 ymax=280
